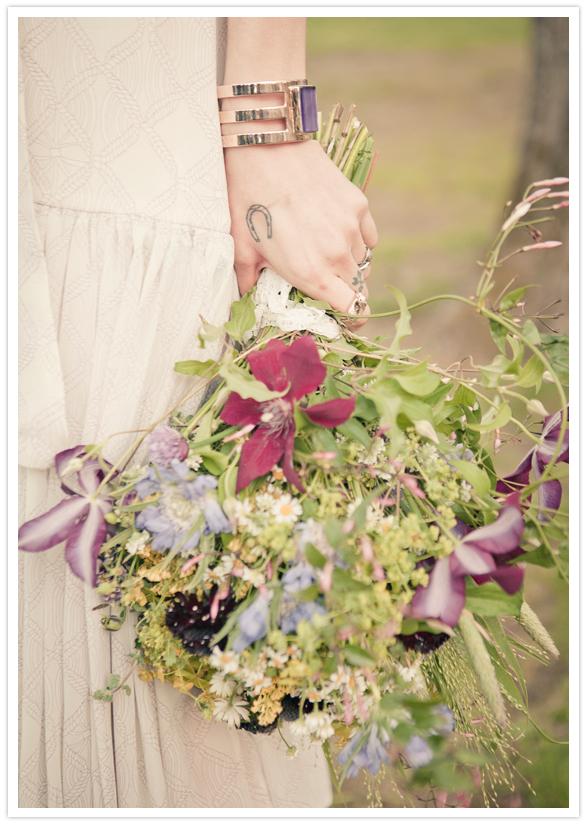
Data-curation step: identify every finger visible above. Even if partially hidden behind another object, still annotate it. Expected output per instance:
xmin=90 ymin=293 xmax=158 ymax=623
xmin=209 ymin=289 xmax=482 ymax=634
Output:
xmin=351 ymin=264 xmax=370 ymax=295
xmin=333 ymin=251 xmax=367 ymax=291
xmin=346 ymin=290 xmax=370 ymax=331
xmin=295 ymin=268 xmax=360 ymax=315
xmin=360 ymin=210 xmax=378 ymax=249
xmin=235 ymin=259 xmax=260 ymax=295
xmin=351 ymin=236 xmax=370 ymax=267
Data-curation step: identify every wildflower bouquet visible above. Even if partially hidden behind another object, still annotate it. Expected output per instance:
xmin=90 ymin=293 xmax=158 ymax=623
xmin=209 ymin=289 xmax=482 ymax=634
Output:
xmin=19 ymin=108 xmax=569 ymax=803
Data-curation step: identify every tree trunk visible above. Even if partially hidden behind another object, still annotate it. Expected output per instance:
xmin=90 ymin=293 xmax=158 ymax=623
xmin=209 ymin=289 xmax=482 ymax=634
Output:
xmin=513 ymin=18 xmax=569 ymax=199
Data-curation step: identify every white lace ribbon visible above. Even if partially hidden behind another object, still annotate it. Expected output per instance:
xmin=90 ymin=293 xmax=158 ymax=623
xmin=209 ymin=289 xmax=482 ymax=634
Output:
xmin=252 ymin=268 xmax=341 ymax=339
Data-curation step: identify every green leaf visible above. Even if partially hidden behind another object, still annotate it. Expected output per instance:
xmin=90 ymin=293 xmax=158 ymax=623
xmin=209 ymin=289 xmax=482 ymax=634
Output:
xmin=470 ymin=402 xmax=512 ymax=434
xmin=388 ymin=286 xmax=412 ymax=355
xmin=332 ymin=568 xmax=370 ymax=593
xmin=106 ymin=674 xmax=121 ymax=691
xmin=305 ymin=543 xmax=327 ymax=569
xmin=453 ymin=385 xmax=477 ymax=407
xmin=354 ymin=394 xmax=378 ymax=422
xmin=489 ymin=319 xmax=508 ymax=354
xmin=218 ymin=462 xmax=238 ymax=502
xmin=174 ymin=358 xmax=218 ymax=378
xmin=515 ymin=545 xmax=556 ymax=568
xmin=224 ymin=292 xmax=256 ymax=341
xmin=499 ymin=285 xmax=528 ymax=311
xmin=517 ymin=354 xmax=544 ymax=390
xmin=218 ymin=360 xmax=284 ymax=402
xmin=199 ymin=447 xmax=228 ymax=475
xmin=342 ymin=644 xmax=376 ymax=667
xmin=541 ymin=334 xmax=569 ymax=386
xmin=394 ymin=363 xmax=439 ymax=397
xmin=197 ymin=318 xmax=225 ymax=344
xmin=465 ymin=581 xmax=523 ymax=618
xmin=337 ymin=417 xmax=371 ymax=448
xmin=452 ymin=459 xmax=491 ymax=497
xmin=522 ymin=318 xmax=541 ymax=346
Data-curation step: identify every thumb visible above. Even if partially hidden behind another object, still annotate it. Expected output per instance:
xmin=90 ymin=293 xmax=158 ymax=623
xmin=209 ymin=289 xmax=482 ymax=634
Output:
xmin=234 ymin=256 xmax=262 ymax=296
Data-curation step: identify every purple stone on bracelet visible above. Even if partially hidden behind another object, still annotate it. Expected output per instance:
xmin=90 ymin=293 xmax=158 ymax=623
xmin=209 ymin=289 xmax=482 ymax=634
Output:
xmin=299 ymin=86 xmax=318 ymax=133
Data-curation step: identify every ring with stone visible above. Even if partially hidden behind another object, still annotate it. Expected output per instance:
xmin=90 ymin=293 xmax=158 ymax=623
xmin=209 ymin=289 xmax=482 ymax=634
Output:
xmin=357 ymin=246 xmax=373 ymax=271
xmin=345 ymin=291 xmax=369 ymax=319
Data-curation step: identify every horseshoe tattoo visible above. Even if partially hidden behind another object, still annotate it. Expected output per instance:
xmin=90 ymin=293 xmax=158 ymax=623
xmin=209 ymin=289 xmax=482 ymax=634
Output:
xmin=245 ymin=204 xmax=273 ymax=243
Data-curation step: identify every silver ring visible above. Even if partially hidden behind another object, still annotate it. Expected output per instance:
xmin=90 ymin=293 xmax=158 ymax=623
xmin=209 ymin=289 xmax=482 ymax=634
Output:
xmin=357 ymin=246 xmax=373 ymax=270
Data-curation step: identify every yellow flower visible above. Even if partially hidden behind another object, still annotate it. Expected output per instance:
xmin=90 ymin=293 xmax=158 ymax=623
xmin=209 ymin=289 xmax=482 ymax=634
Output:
xmin=138 ymin=668 xmax=155 ymax=682
xmin=251 ymin=688 xmax=282 ymax=725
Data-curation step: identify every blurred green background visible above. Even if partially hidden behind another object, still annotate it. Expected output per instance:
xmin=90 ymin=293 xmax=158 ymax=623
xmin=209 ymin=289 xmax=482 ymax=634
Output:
xmin=308 ymin=16 xmax=569 ymax=809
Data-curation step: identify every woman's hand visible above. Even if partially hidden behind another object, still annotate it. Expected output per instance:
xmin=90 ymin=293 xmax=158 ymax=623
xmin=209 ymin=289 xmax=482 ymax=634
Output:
xmin=224 ymin=138 xmax=378 ymax=324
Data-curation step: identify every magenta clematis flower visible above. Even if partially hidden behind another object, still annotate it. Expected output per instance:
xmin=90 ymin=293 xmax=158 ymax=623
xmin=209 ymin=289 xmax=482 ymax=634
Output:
xmin=19 ymin=445 xmax=113 ymax=587
xmin=409 ymin=495 xmax=525 ymax=627
xmin=498 ymin=408 xmax=568 ymax=519
xmin=220 ymin=335 xmax=355 ymax=492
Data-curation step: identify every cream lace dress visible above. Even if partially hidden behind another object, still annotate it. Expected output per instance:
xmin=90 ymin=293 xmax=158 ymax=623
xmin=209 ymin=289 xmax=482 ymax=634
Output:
xmin=18 ymin=17 xmax=333 ymax=808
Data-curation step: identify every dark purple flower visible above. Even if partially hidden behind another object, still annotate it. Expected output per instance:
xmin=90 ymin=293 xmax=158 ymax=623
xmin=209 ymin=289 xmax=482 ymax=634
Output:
xmin=220 ymin=336 xmax=355 ymax=492
xmin=498 ymin=408 xmax=569 ymax=520
xmin=409 ymin=495 xmax=525 ymax=627
xmin=18 ymin=446 xmax=113 ymax=587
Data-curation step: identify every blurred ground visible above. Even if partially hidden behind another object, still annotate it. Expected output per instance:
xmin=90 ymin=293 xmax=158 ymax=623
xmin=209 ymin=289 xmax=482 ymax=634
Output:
xmin=308 ymin=17 xmax=569 ymax=809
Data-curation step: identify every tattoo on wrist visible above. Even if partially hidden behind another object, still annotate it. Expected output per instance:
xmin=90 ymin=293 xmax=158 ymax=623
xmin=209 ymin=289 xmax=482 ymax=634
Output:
xmin=246 ymin=204 xmax=273 ymax=242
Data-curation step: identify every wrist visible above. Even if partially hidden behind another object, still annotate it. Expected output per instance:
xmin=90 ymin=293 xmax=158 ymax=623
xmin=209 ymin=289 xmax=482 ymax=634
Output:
xmin=218 ymin=80 xmax=318 ymax=148
xmin=220 ymin=92 xmax=285 ymax=137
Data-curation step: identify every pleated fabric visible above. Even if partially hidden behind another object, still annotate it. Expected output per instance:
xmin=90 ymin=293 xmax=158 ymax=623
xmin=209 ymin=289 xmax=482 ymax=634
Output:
xmin=18 ymin=16 xmax=333 ymax=808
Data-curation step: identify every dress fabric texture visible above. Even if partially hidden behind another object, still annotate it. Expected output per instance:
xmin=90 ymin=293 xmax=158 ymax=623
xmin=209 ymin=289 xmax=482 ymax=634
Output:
xmin=18 ymin=17 xmax=333 ymax=808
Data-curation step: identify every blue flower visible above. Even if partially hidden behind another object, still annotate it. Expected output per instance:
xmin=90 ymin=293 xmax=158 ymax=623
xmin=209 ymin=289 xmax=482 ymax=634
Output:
xmin=279 ymin=599 xmax=326 ymax=634
xmin=233 ymin=594 xmax=271 ymax=652
xmin=282 ymin=562 xmax=316 ymax=594
xmin=134 ymin=467 xmax=231 ymax=553
xmin=404 ymin=735 xmax=433 ymax=768
xmin=338 ymin=727 xmax=391 ymax=778
xmin=201 ymin=497 xmax=232 ymax=534
xmin=135 ymin=467 xmax=160 ymax=499
xmin=135 ymin=506 xmax=201 ymax=552
xmin=433 ymin=704 xmax=455 ymax=735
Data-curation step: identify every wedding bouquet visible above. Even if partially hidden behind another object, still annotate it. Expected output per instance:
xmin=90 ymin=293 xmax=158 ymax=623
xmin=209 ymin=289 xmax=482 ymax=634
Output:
xmin=19 ymin=108 xmax=569 ymax=803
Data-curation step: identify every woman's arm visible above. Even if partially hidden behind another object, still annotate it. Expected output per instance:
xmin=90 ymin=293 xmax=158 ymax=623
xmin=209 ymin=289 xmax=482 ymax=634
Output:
xmin=222 ymin=17 xmax=378 ymax=322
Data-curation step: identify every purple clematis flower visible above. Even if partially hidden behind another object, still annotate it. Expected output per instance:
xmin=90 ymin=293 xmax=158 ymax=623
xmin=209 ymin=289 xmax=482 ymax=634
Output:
xmin=498 ymin=408 xmax=569 ymax=520
xmin=409 ymin=494 xmax=525 ymax=627
xmin=18 ymin=445 xmax=113 ymax=587
xmin=220 ymin=336 xmax=355 ymax=492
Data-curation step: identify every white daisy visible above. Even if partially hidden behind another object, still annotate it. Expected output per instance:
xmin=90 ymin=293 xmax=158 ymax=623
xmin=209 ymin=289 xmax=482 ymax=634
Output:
xmin=265 ymin=648 xmax=288 ymax=670
xmin=185 ymin=453 xmax=203 ymax=471
xmin=240 ymin=566 xmax=266 ymax=587
xmin=305 ymin=712 xmax=335 ymax=741
xmin=212 ymin=697 xmax=250 ymax=727
xmin=209 ymin=671 xmax=236 ymax=698
xmin=126 ymin=530 xmax=150 ymax=555
xmin=243 ymin=670 xmax=272 ymax=695
xmin=210 ymin=645 xmax=240 ymax=675
xmin=271 ymin=494 xmax=303 ymax=525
